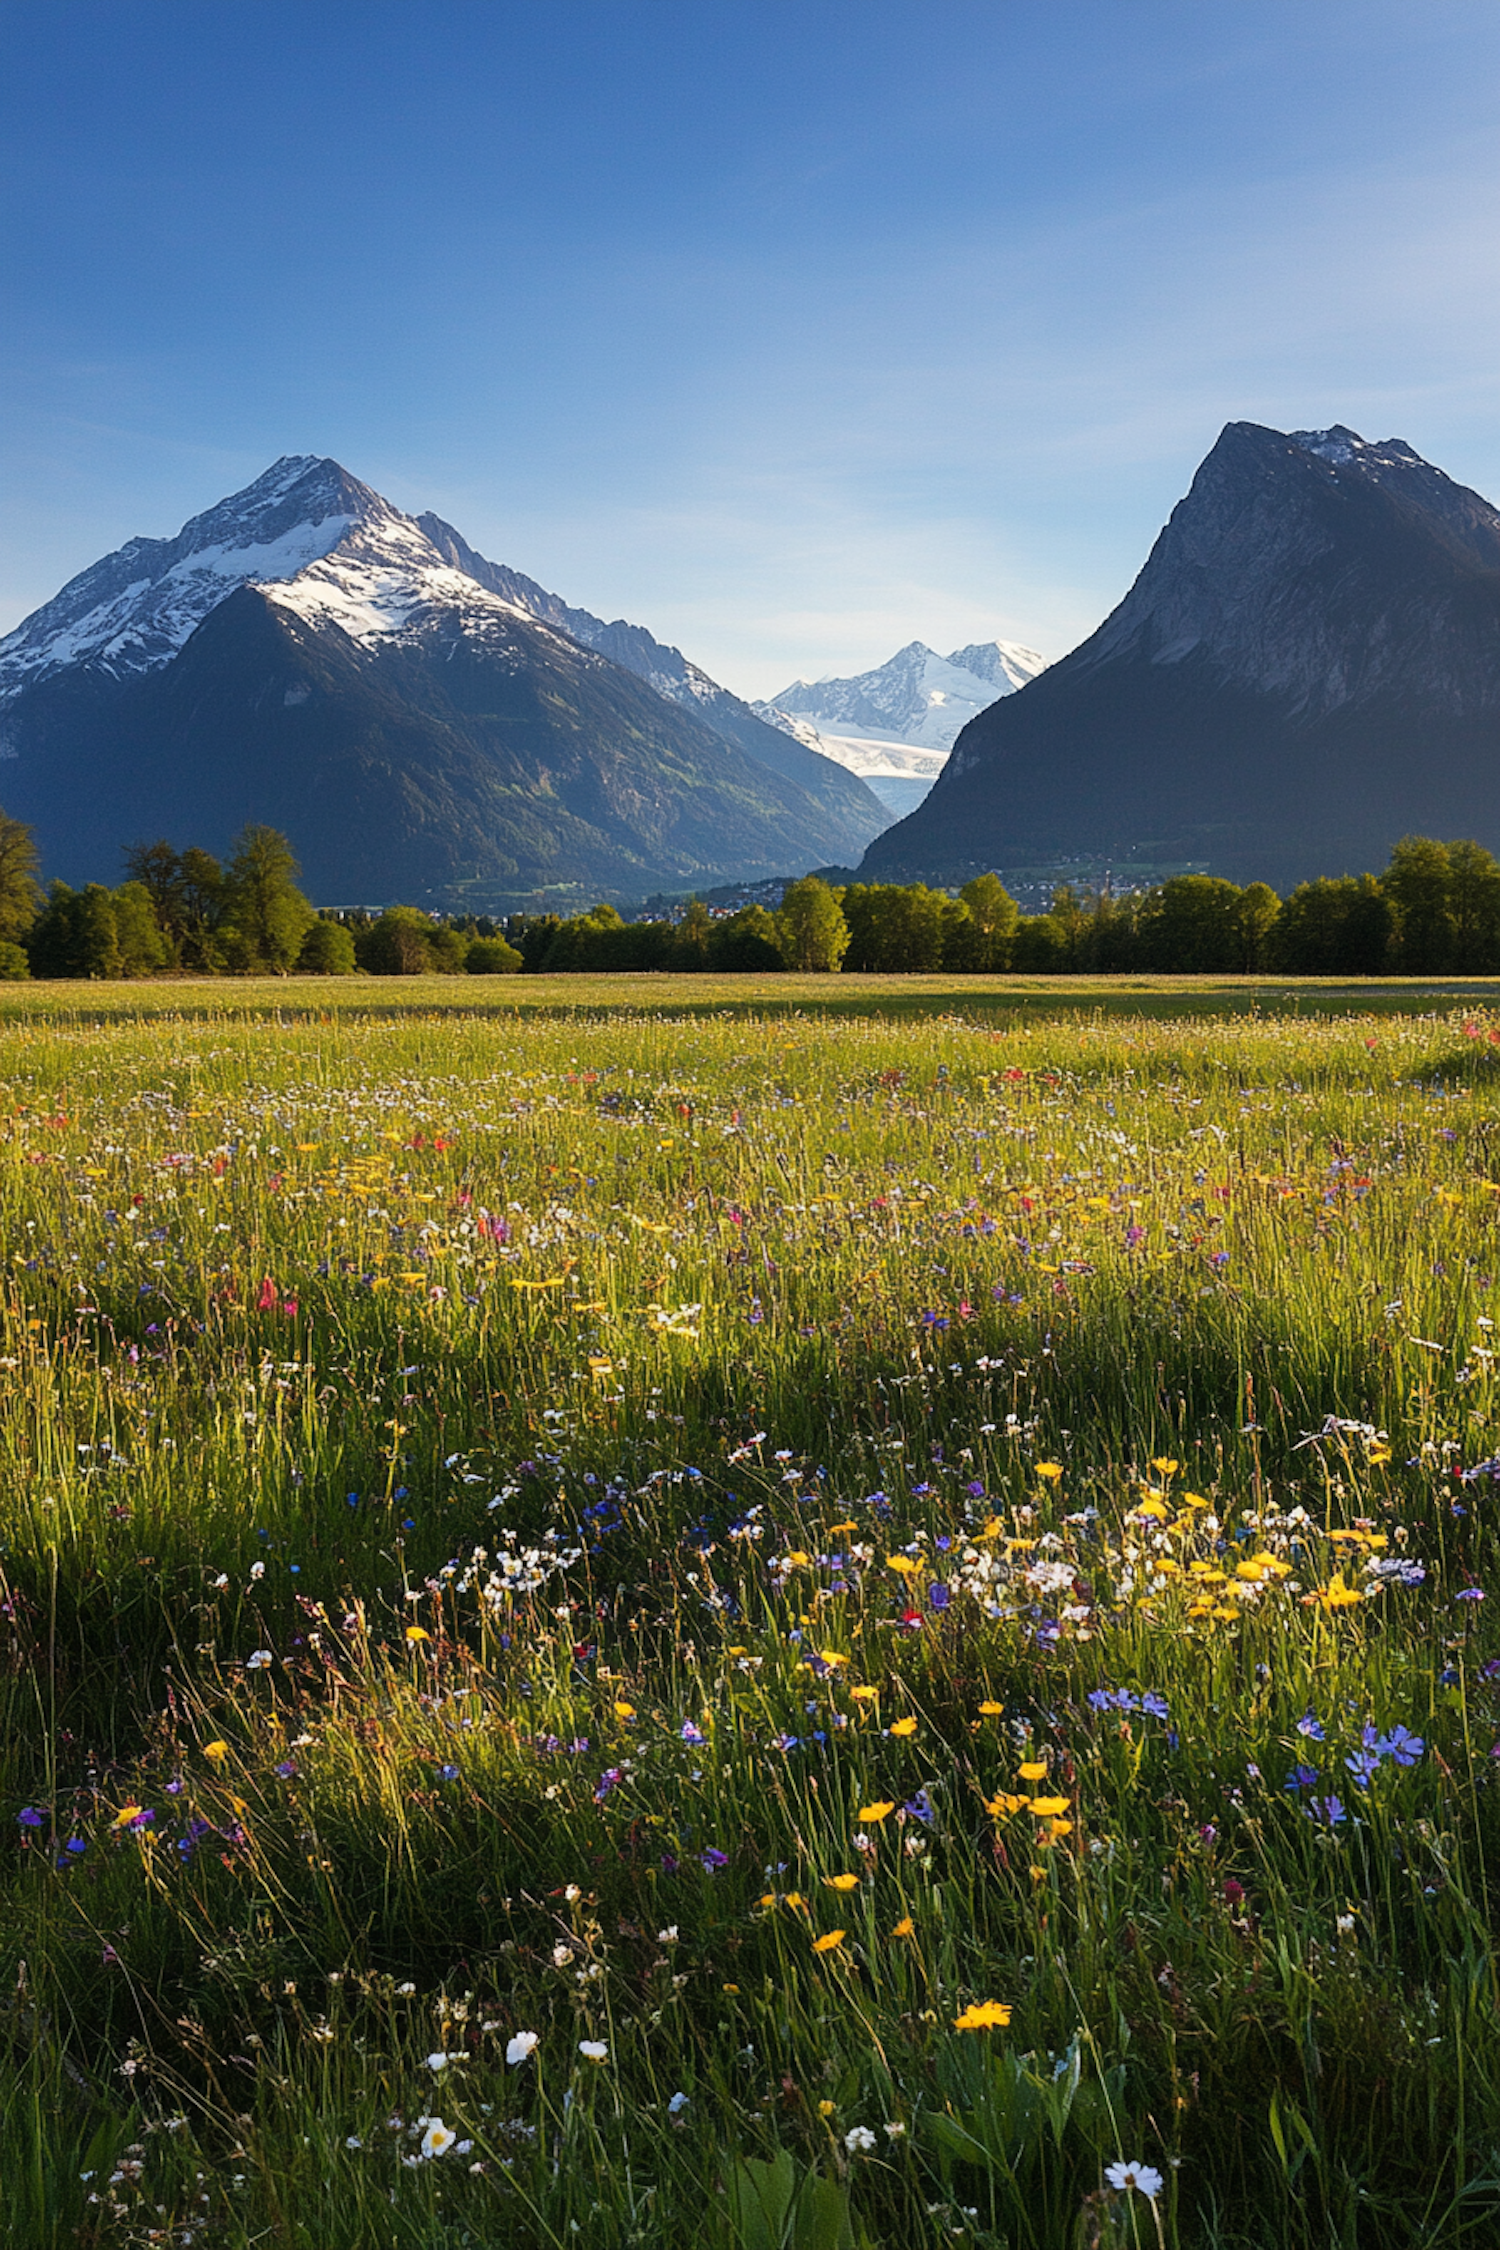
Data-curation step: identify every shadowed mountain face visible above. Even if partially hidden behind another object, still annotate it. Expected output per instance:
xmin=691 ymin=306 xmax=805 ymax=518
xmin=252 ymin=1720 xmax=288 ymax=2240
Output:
xmin=0 ymin=457 xmax=888 ymax=903
xmin=859 ymin=422 xmax=1500 ymax=892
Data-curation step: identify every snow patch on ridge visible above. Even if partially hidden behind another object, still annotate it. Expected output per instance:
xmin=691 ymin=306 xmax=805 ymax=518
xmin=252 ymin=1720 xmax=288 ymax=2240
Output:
xmin=762 ymin=638 xmax=1047 ymax=753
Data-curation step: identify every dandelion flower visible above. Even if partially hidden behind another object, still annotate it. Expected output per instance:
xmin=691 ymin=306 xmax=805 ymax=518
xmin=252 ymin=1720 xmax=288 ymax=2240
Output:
xmin=954 ymin=2001 xmax=1012 ymax=2031
xmin=420 ymin=2120 xmax=457 ymax=2159
xmin=613 ymin=1701 xmax=635 ymax=1719
xmin=987 ymin=1792 xmax=1026 ymax=1817
xmin=405 ymin=1626 xmax=430 ymax=1644
xmin=1105 ymin=2159 xmax=1163 ymax=2199
xmin=823 ymin=1873 xmax=859 ymax=1891
xmin=1027 ymin=1796 xmax=1071 ymax=1817
xmin=813 ymin=1930 xmax=845 ymax=1953
xmin=505 ymin=2031 xmax=539 ymax=2066
xmin=850 ymin=1685 xmax=880 ymax=1702
xmin=891 ymin=1916 xmax=915 ymax=1938
xmin=1035 ymin=1462 xmax=1064 ymax=1481
xmin=889 ymin=1717 xmax=918 ymax=1738
xmin=203 ymin=1741 xmax=229 ymax=1762
xmin=857 ymin=1801 xmax=896 ymax=1823
xmin=1018 ymin=1760 xmax=1048 ymax=1780
xmin=578 ymin=2040 xmax=608 ymax=2063
xmin=978 ymin=1701 xmax=1003 ymax=1716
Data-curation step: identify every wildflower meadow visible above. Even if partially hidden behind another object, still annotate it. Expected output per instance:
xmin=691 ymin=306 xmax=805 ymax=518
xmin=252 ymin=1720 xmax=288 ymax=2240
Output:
xmin=5 ymin=977 xmax=1500 ymax=2248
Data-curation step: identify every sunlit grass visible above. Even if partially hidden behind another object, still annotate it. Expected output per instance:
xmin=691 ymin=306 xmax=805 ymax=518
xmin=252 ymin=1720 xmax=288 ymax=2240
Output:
xmin=3 ymin=994 xmax=1500 ymax=2244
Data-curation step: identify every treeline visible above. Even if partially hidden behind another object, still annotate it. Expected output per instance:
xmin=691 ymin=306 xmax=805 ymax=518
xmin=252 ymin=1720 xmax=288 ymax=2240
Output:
xmin=510 ymin=838 xmax=1500 ymax=978
xmin=2 ymin=813 xmax=1500 ymax=980
xmin=0 ymin=817 xmax=525 ymax=981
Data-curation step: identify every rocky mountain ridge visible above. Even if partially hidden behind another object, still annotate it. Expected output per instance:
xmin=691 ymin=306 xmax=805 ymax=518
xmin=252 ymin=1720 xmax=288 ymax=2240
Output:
xmin=863 ymin=421 xmax=1500 ymax=891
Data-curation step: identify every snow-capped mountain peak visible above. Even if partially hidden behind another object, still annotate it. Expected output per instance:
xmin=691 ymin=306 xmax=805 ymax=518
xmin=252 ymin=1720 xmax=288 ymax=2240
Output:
xmin=760 ymin=635 xmax=1048 ymax=754
xmin=0 ymin=456 xmax=557 ymax=704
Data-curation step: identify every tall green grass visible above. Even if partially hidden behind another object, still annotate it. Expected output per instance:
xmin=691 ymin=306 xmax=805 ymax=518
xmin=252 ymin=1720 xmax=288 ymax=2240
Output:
xmin=2 ymin=995 xmax=1500 ymax=2245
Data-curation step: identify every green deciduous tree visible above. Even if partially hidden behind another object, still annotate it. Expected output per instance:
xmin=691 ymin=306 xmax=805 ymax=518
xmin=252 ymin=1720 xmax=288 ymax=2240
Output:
xmin=775 ymin=877 xmax=849 ymax=972
xmin=222 ymin=825 xmax=316 ymax=972
xmin=296 ymin=918 xmax=358 ymax=974
xmin=957 ymin=873 xmax=1020 ymax=970
xmin=706 ymin=904 xmax=784 ymax=972
xmin=465 ymin=934 xmax=524 ymax=974
xmin=1271 ymin=875 xmax=1392 ymax=973
xmin=0 ymin=809 xmax=41 ymax=944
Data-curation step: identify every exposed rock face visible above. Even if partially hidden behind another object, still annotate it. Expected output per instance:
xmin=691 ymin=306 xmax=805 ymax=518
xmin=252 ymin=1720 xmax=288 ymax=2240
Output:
xmin=860 ymin=423 xmax=1500 ymax=890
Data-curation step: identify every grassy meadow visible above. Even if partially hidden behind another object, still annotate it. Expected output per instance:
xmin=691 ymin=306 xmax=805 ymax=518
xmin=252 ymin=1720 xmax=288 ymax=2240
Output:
xmin=6 ymin=977 xmax=1500 ymax=2246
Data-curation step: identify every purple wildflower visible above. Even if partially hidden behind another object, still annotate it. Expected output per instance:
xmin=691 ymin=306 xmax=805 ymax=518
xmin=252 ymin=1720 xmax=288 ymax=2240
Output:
xmin=1377 ymin=1725 xmax=1425 ymax=1766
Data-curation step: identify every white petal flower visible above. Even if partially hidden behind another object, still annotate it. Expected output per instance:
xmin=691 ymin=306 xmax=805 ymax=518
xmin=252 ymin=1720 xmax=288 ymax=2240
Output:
xmin=420 ymin=2120 xmax=457 ymax=2159
xmin=426 ymin=2052 xmax=452 ymax=2072
xmin=844 ymin=2125 xmax=877 ymax=2153
xmin=1105 ymin=2160 xmax=1164 ymax=2199
xmin=578 ymin=2040 xmax=608 ymax=2063
xmin=506 ymin=2031 xmax=539 ymax=2066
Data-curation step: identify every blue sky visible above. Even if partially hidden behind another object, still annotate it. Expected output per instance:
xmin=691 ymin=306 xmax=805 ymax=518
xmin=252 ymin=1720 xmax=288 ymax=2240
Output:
xmin=4 ymin=0 xmax=1499 ymax=697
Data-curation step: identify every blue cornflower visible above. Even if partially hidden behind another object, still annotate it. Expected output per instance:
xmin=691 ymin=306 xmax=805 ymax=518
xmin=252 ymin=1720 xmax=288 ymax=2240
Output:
xmin=1140 ymin=1692 xmax=1170 ymax=1720
xmin=1309 ymin=1795 xmax=1347 ymax=1826
xmin=1378 ymin=1725 xmax=1425 ymax=1766
xmin=1086 ymin=1690 xmax=1115 ymax=1712
xmin=1284 ymin=1765 xmax=1319 ymax=1792
xmin=1345 ymin=1750 xmax=1382 ymax=1787
xmin=700 ymin=1848 xmax=728 ymax=1871
xmin=16 ymin=1807 xmax=45 ymax=1828
xmin=929 ymin=1583 xmax=951 ymax=1611
xmin=904 ymin=1790 xmax=936 ymax=1827
xmin=593 ymin=1766 xmax=623 ymax=1803
xmin=680 ymin=1721 xmax=705 ymax=1745
xmin=437 ymin=1764 xmax=460 ymax=1782
xmin=1296 ymin=1713 xmax=1326 ymax=1741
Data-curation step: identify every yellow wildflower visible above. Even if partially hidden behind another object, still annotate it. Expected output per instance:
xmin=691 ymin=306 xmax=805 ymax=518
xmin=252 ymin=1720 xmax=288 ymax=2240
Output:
xmin=953 ymin=2000 xmax=1012 ymax=2031
xmin=812 ymin=1930 xmax=845 ymax=1953
xmin=857 ymin=1801 xmax=896 ymax=1824
xmin=889 ymin=1716 xmax=918 ymax=1738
